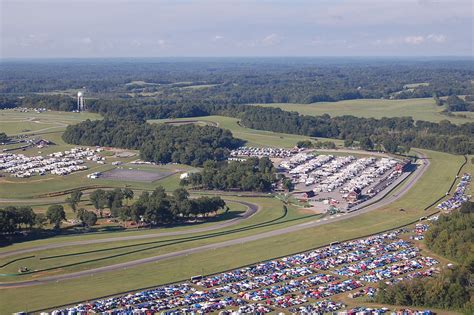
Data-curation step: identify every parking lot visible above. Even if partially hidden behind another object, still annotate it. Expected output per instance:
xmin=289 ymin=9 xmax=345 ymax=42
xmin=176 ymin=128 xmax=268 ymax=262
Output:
xmin=278 ymin=152 xmax=410 ymax=212
xmin=50 ymin=227 xmax=439 ymax=314
xmin=0 ymin=147 xmax=103 ymax=178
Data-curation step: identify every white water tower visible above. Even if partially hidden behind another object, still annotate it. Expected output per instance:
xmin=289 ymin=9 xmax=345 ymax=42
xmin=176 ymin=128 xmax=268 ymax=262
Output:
xmin=77 ymin=91 xmax=85 ymax=111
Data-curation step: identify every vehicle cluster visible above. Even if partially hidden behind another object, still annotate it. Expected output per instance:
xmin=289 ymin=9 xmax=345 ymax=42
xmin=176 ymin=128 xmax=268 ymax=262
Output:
xmin=230 ymin=146 xmax=299 ymax=158
xmin=48 ymin=229 xmax=440 ymax=314
xmin=437 ymin=173 xmax=471 ymax=211
xmin=281 ymin=154 xmax=401 ymax=193
xmin=0 ymin=147 xmax=104 ymax=178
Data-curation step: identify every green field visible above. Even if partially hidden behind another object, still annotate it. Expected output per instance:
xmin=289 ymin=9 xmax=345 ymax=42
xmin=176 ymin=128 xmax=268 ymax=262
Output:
xmin=0 ymin=110 xmax=101 ymax=136
xmin=252 ymin=98 xmax=474 ymax=124
xmin=0 ymin=149 xmax=468 ymax=313
xmin=151 ymin=115 xmax=344 ymax=148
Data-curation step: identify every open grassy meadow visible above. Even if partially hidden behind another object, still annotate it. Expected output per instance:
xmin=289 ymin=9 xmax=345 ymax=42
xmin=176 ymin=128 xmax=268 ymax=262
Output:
xmin=0 ymin=149 xmax=467 ymax=313
xmin=0 ymin=109 xmax=101 ymax=136
xmin=150 ymin=115 xmax=344 ymax=148
xmin=252 ymin=98 xmax=474 ymax=124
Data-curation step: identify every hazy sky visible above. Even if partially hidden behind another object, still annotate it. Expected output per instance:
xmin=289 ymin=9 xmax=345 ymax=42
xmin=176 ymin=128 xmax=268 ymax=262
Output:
xmin=1 ymin=0 xmax=473 ymax=58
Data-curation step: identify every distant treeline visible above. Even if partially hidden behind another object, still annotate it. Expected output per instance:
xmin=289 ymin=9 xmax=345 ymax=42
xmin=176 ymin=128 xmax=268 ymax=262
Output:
xmin=1 ymin=59 xmax=473 ymax=101
xmin=182 ymin=157 xmax=277 ymax=192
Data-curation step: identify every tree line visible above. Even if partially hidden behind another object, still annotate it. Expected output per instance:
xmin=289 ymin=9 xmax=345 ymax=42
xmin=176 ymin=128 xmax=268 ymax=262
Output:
xmin=0 ymin=205 xmax=67 ymax=233
xmin=181 ymin=157 xmax=277 ymax=192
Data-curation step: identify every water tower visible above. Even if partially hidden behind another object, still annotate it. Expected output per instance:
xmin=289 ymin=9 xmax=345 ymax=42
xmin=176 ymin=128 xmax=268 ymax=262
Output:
xmin=77 ymin=91 xmax=85 ymax=111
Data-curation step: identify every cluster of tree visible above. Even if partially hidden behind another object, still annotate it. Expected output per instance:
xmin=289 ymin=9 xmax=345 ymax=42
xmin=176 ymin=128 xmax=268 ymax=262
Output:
xmin=376 ymin=265 xmax=472 ymax=311
xmin=62 ymin=119 xmax=243 ymax=166
xmin=444 ymin=95 xmax=474 ymax=112
xmin=0 ymin=132 xmax=9 ymax=144
xmin=117 ymin=187 xmax=226 ymax=225
xmin=86 ymin=187 xmax=226 ymax=225
xmin=76 ymin=208 xmax=98 ymax=227
xmin=0 ymin=202 xmax=95 ymax=235
xmin=296 ymin=140 xmax=337 ymax=150
xmin=45 ymin=205 xmax=66 ymax=229
xmin=424 ymin=203 xmax=473 ymax=264
xmin=1 ymin=59 xmax=472 ymax=102
xmin=181 ymin=157 xmax=276 ymax=192
xmin=377 ymin=207 xmax=474 ymax=312
xmin=0 ymin=206 xmax=39 ymax=233
xmin=88 ymin=188 xmax=134 ymax=217
xmin=0 ymin=204 xmax=70 ymax=235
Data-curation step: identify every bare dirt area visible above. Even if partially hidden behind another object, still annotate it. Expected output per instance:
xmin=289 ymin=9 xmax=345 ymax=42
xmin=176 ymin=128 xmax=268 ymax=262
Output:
xmin=99 ymin=168 xmax=175 ymax=183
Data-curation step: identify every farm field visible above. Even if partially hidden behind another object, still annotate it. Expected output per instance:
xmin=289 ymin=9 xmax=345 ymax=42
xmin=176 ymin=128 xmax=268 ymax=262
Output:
xmin=0 ymin=149 xmax=467 ymax=313
xmin=151 ymin=115 xmax=344 ymax=148
xmin=252 ymin=98 xmax=474 ymax=124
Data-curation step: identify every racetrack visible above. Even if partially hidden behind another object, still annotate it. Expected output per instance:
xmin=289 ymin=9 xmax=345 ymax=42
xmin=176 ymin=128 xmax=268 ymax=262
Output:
xmin=0 ymin=151 xmax=430 ymax=288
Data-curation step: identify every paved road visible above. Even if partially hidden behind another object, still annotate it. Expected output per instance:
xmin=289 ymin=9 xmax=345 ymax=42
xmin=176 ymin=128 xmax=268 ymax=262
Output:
xmin=0 ymin=152 xmax=431 ymax=288
xmin=0 ymin=200 xmax=260 ymax=260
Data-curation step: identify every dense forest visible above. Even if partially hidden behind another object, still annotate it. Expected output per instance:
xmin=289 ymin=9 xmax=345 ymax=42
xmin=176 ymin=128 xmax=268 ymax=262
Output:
xmin=62 ymin=119 xmax=243 ymax=166
xmin=1 ymin=59 xmax=473 ymax=102
xmin=424 ymin=203 xmax=473 ymax=264
xmin=377 ymin=206 xmax=473 ymax=312
xmin=1 ymin=59 xmax=473 ymax=155
xmin=182 ymin=157 xmax=277 ymax=192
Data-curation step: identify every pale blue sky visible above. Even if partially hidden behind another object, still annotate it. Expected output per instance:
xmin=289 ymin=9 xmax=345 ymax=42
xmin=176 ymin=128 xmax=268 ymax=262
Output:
xmin=1 ymin=0 xmax=472 ymax=58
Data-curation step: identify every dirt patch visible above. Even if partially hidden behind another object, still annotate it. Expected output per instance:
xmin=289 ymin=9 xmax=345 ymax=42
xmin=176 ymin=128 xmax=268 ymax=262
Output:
xmin=99 ymin=168 xmax=175 ymax=183
xmin=298 ymin=207 xmax=327 ymax=215
xmin=164 ymin=120 xmax=219 ymax=127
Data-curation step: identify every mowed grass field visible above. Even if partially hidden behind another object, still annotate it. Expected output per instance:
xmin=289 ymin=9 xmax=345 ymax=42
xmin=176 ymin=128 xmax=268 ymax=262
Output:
xmin=0 ymin=109 xmax=101 ymax=136
xmin=252 ymin=98 xmax=474 ymax=124
xmin=1 ymin=149 xmax=468 ymax=313
xmin=150 ymin=115 xmax=344 ymax=148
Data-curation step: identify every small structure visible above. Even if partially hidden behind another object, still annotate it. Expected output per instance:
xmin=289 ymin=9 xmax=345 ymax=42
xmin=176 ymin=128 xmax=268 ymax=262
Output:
xmin=346 ymin=187 xmax=362 ymax=203
xmin=297 ymin=190 xmax=315 ymax=201
xmin=77 ymin=91 xmax=85 ymax=111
